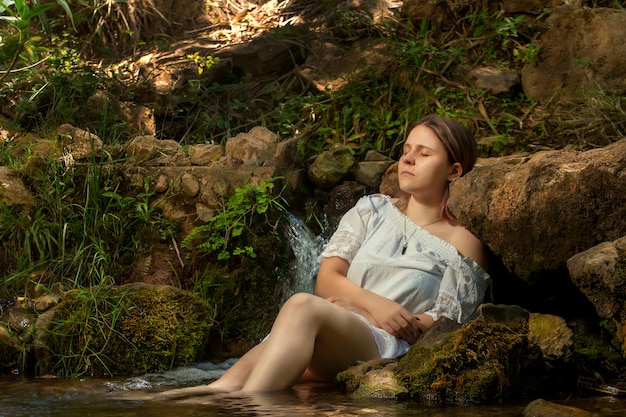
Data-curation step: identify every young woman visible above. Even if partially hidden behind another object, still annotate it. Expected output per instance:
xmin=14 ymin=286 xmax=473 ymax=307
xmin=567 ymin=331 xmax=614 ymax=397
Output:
xmin=160 ymin=113 xmax=490 ymax=396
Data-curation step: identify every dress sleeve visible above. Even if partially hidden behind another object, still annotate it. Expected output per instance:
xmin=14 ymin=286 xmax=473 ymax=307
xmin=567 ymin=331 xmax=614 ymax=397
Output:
xmin=317 ymin=195 xmax=381 ymax=264
xmin=423 ymin=258 xmax=491 ymax=324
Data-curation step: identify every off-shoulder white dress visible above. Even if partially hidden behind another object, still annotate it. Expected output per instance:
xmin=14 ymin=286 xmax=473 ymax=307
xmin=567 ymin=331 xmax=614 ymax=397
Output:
xmin=318 ymin=194 xmax=491 ymax=358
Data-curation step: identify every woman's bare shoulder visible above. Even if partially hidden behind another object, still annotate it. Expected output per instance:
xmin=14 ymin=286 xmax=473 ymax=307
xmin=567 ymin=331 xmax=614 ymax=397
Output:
xmin=447 ymin=224 xmax=488 ymax=271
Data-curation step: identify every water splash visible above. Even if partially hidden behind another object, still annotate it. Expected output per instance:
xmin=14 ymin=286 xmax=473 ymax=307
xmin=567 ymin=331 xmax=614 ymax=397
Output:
xmin=281 ymin=213 xmax=327 ymax=304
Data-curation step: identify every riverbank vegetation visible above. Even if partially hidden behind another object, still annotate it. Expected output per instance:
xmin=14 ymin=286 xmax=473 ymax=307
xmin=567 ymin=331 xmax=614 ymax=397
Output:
xmin=1 ymin=0 xmax=625 ymax=378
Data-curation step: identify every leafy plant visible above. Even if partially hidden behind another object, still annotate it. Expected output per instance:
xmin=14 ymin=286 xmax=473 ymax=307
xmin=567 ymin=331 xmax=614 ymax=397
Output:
xmin=187 ymin=52 xmax=220 ymax=75
xmin=182 ymin=178 xmax=287 ymax=260
xmin=0 ymin=0 xmax=73 ymax=80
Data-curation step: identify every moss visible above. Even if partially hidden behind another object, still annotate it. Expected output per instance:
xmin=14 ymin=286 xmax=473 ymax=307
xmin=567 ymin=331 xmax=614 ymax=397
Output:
xmin=399 ymin=320 xmax=529 ymax=405
xmin=574 ymin=319 xmax=626 ymax=380
xmin=0 ymin=323 xmax=22 ymax=373
xmin=39 ymin=284 xmax=213 ymax=377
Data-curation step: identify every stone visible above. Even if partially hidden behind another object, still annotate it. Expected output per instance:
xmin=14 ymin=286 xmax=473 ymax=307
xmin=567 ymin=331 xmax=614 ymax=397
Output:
xmin=181 ymin=172 xmax=200 ymax=197
xmin=188 ymin=144 xmax=224 ymax=166
xmin=307 ymin=144 xmax=356 ymax=189
xmin=336 ymin=359 xmax=408 ymax=399
xmin=33 ymin=293 xmax=61 ymax=313
xmin=57 ymin=124 xmax=104 ymax=160
xmin=0 ymin=166 xmax=35 ymax=207
xmin=354 ymin=160 xmax=394 ymax=188
xmin=449 ymin=139 xmax=626 ymax=280
xmin=529 ymin=313 xmax=574 ymax=359
xmin=522 ymin=398 xmax=599 ymax=417
xmin=0 ymin=323 xmax=21 ymax=371
xmin=474 ymin=303 xmax=530 ymax=333
xmin=469 ymin=66 xmax=520 ymax=95
xmin=568 ymin=236 xmax=626 ymax=319
xmin=273 ymin=136 xmax=303 ymax=171
xmin=225 ymin=126 xmax=279 ymax=166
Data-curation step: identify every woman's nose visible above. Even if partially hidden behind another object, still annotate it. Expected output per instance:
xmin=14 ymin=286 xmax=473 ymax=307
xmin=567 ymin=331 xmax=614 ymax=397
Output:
xmin=401 ymin=152 xmax=414 ymax=164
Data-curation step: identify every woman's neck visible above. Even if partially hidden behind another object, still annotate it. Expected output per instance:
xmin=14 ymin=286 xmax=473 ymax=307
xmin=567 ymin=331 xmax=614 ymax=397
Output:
xmin=404 ymin=196 xmax=442 ymax=226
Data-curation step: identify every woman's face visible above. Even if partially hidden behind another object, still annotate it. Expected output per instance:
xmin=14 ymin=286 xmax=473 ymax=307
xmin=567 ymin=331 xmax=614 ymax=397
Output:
xmin=398 ymin=124 xmax=461 ymax=197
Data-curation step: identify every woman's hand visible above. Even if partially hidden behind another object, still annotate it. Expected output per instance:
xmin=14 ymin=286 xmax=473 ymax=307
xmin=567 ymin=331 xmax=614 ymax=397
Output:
xmin=327 ymin=295 xmax=422 ymax=344
xmin=316 ymin=257 xmax=423 ymax=343
xmin=366 ymin=297 xmax=423 ymax=344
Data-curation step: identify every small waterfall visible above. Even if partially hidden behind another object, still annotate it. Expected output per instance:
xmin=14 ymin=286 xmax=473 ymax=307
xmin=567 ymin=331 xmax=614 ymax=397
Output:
xmin=281 ymin=213 xmax=327 ymax=304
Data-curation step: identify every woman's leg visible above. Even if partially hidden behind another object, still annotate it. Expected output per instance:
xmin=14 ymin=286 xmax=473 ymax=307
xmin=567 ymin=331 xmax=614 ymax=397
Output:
xmin=240 ymin=292 xmax=380 ymax=392
xmin=206 ymin=342 xmax=266 ymax=391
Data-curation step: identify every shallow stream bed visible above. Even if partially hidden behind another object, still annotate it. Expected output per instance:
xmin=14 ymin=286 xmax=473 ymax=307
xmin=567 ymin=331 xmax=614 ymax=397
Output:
xmin=1 ymin=374 xmax=625 ymax=417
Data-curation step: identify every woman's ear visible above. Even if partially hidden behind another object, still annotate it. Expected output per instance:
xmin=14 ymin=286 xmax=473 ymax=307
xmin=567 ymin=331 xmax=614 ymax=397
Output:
xmin=448 ymin=162 xmax=463 ymax=181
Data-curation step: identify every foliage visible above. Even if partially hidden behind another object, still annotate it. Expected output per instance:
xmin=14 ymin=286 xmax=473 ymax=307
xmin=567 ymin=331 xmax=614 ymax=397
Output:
xmin=0 ymin=157 xmax=174 ymax=298
xmin=39 ymin=285 xmax=213 ymax=377
xmin=0 ymin=0 xmax=73 ymax=80
xmin=187 ymin=52 xmax=220 ymax=75
xmin=182 ymin=178 xmax=287 ymax=261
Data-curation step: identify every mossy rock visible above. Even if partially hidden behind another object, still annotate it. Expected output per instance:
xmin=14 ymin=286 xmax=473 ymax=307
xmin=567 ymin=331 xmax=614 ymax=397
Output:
xmin=38 ymin=284 xmax=213 ymax=377
xmin=398 ymin=319 xmax=539 ymax=405
xmin=194 ymin=230 xmax=289 ymax=356
xmin=0 ymin=323 xmax=22 ymax=373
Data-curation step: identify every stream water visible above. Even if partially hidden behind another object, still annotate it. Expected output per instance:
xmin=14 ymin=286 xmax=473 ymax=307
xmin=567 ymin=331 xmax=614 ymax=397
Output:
xmin=1 ymin=372 xmax=625 ymax=417
xmin=2 ymin=216 xmax=625 ymax=416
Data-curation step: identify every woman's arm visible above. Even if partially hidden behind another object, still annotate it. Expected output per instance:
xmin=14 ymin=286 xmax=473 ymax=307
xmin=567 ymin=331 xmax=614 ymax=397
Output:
xmin=315 ymin=256 xmax=423 ymax=343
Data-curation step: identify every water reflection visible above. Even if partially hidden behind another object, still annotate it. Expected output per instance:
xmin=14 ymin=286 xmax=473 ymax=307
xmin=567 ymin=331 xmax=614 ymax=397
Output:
xmin=1 ymin=375 xmax=624 ymax=417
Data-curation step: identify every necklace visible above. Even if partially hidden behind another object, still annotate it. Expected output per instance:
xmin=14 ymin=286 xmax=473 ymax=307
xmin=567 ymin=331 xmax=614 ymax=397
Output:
xmin=401 ymin=216 xmax=442 ymax=255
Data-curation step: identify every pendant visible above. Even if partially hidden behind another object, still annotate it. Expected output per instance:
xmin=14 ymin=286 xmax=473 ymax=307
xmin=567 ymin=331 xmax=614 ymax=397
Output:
xmin=401 ymin=245 xmax=407 ymax=255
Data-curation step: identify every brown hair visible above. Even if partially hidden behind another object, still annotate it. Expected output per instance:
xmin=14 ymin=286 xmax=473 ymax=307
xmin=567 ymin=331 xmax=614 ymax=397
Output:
xmin=397 ymin=114 xmax=478 ymax=220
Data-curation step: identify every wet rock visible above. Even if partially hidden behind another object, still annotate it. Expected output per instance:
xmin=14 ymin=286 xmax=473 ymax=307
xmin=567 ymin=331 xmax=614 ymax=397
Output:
xmin=522 ymin=398 xmax=599 ymax=417
xmin=336 ymin=359 xmax=408 ymax=399
xmin=3 ymin=306 xmax=34 ymax=333
xmin=325 ymin=182 xmax=369 ymax=228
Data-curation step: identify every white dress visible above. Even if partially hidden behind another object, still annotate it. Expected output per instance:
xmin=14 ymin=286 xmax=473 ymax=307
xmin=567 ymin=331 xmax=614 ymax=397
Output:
xmin=318 ymin=194 xmax=491 ymax=358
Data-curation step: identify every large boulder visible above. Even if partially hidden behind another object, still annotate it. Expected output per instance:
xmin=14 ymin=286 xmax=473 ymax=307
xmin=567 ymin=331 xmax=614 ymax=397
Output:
xmin=449 ymin=139 xmax=626 ymax=281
